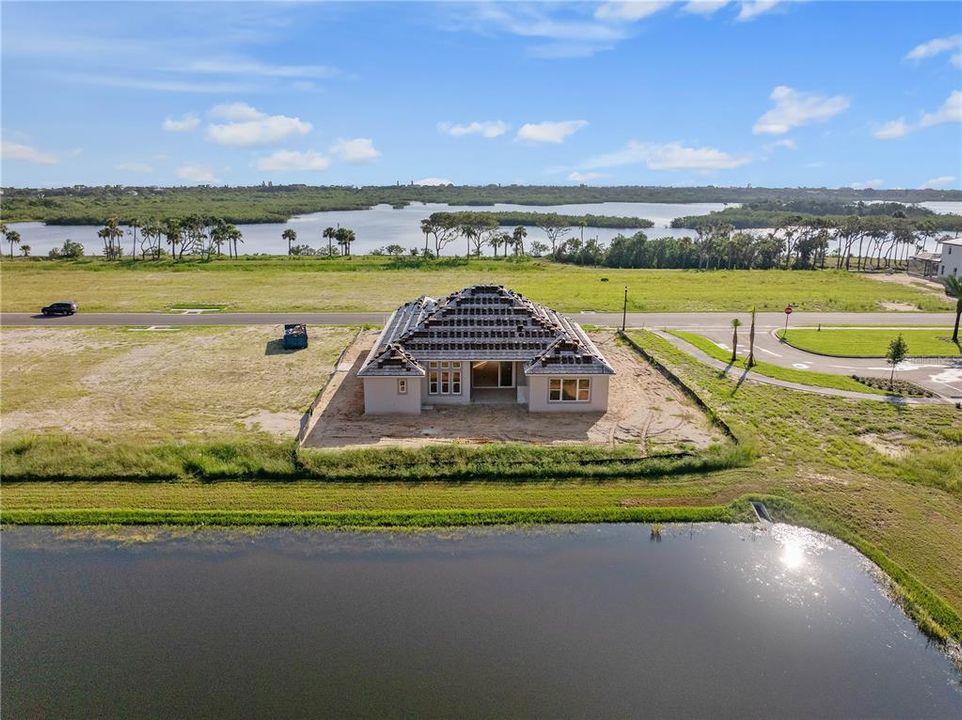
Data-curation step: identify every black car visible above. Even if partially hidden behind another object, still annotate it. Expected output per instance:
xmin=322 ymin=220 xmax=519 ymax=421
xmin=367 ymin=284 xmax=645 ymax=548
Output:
xmin=41 ymin=301 xmax=78 ymax=316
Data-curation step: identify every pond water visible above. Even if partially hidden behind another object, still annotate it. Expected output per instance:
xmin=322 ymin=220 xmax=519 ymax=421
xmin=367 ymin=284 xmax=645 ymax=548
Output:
xmin=3 ymin=523 xmax=960 ymax=719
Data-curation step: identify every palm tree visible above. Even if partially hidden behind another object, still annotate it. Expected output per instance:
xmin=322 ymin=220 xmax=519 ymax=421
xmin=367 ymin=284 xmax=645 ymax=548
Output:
xmin=323 ymin=226 xmax=337 ymax=257
xmin=746 ymin=307 xmax=757 ymax=368
xmin=5 ymin=229 xmax=21 ymax=258
xmin=512 ymin=226 xmax=527 ymax=256
xmin=488 ymin=232 xmax=503 ymax=257
xmin=163 ymin=219 xmax=182 ymax=260
xmin=20 ymin=244 xmax=31 ymax=257
xmin=944 ymin=275 xmax=962 ymax=343
xmin=282 ymin=228 xmax=297 ymax=256
xmin=420 ymin=219 xmax=434 ymax=256
xmin=730 ymin=318 xmax=742 ymax=363
xmin=227 ymin=226 xmax=243 ymax=258
xmin=128 ymin=220 xmax=141 ymax=260
xmin=343 ymin=229 xmax=355 ymax=256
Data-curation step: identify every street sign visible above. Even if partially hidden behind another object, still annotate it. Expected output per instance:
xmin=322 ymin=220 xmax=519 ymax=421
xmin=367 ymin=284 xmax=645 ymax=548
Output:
xmin=784 ymin=306 xmax=793 ymax=315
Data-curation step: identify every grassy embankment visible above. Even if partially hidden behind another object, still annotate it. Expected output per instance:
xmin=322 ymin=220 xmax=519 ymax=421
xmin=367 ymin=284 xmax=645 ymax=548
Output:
xmin=664 ymin=330 xmax=889 ymax=394
xmin=1 ymin=256 xmax=952 ymax=313
xmin=778 ymin=327 xmax=962 ymax=357
xmin=3 ymin=328 xmax=962 ymax=641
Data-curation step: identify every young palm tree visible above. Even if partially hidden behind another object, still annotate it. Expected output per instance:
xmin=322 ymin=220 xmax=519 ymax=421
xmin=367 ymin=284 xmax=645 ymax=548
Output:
xmin=6 ymin=229 xmax=21 ymax=258
xmin=746 ymin=307 xmax=757 ymax=368
xmin=323 ymin=226 xmax=337 ymax=257
xmin=512 ymin=225 xmax=527 ymax=256
xmin=282 ymin=228 xmax=297 ymax=256
xmin=730 ymin=318 xmax=742 ymax=363
xmin=20 ymin=244 xmax=31 ymax=257
xmin=944 ymin=275 xmax=962 ymax=343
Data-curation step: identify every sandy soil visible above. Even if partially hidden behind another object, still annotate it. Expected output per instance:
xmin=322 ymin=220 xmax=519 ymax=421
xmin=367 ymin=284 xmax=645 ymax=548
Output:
xmin=873 ymin=272 xmax=947 ymax=298
xmin=303 ymin=331 xmax=723 ymax=451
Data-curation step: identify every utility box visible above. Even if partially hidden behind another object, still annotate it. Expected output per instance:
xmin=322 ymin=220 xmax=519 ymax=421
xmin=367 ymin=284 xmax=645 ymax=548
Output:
xmin=283 ymin=323 xmax=308 ymax=350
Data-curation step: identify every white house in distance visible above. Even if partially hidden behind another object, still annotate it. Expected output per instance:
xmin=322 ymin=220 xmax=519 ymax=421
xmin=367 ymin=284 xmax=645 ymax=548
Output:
xmin=938 ymin=237 xmax=962 ymax=279
xmin=358 ymin=285 xmax=615 ymax=414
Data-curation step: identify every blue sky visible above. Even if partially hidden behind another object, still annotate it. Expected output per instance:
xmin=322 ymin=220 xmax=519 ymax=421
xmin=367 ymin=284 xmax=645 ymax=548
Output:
xmin=1 ymin=1 xmax=960 ymax=189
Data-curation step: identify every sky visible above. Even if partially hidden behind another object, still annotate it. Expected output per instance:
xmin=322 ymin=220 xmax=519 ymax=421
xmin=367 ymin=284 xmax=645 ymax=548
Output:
xmin=1 ymin=1 xmax=960 ymax=189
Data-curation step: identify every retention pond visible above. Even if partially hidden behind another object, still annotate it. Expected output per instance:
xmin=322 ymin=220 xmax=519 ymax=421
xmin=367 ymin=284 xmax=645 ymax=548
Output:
xmin=3 ymin=523 xmax=961 ymax=718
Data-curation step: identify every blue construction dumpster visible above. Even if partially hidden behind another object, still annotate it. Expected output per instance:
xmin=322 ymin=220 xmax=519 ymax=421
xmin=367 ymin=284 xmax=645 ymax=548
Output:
xmin=283 ymin=323 xmax=308 ymax=350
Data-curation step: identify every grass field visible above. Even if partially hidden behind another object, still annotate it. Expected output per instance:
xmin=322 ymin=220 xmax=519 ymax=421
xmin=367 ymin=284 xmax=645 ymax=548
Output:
xmin=779 ymin=327 xmax=962 ymax=357
xmin=665 ymin=330 xmax=889 ymax=394
xmin=1 ymin=256 xmax=952 ymax=312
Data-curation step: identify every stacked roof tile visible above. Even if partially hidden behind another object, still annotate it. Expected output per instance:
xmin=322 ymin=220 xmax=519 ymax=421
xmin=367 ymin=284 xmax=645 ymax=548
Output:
xmin=358 ymin=285 xmax=614 ymax=377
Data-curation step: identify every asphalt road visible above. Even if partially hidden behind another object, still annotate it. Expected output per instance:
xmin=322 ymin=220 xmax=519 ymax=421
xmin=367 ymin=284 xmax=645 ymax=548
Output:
xmin=1 ymin=310 xmax=955 ymax=329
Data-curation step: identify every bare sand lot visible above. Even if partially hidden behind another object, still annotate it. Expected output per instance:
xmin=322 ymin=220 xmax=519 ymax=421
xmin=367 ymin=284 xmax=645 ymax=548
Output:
xmin=303 ymin=331 xmax=723 ymax=451
xmin=1 ymin=326 xmax=356 ymax=441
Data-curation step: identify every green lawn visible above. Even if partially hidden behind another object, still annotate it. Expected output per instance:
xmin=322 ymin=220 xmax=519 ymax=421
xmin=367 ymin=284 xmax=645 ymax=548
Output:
xmin=665 ymin=330 xmax=888 ymax=394
xmin=1 ymin=256 xmax=952 ymax=312
xmin=779 ymin=327 xmax=962 ymax=357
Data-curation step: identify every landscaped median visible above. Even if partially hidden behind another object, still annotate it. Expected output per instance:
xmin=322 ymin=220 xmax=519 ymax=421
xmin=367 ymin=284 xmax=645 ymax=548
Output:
xmin=778 ymin=327 xmax=962 ymax=357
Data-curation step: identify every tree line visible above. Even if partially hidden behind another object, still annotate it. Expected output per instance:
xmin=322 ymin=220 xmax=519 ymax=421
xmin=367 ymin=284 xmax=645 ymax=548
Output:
xmin=4 ymin=184 xmax=959 ymax=225
xmin=551 ymin=214 xmax=957 ymax=271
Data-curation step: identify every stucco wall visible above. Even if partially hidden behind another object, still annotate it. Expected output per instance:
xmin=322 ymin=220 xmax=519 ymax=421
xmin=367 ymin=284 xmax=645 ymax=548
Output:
xmin=527 ymin=375 xmax=610 ymax=413
xmin=363 ymin=376 xmax=423 ymax=414
xmin=939 ymin=243 xmax=962 ymax=279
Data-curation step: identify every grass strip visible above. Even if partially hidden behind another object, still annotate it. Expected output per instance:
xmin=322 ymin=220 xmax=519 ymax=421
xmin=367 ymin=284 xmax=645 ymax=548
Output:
xmin=666 ymin=329 xmax=890 ymax=394
xmin=777 ymin=327 xmax=962 ymax=358
xmin=0 ymin=433 xmax=752 ymax=483
xmin=0 ymin=504 xmax=742 ymax=528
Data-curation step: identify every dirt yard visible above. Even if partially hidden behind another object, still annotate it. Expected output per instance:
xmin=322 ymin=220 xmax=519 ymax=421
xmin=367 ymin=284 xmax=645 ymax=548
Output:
xmin=0 ymin=326 xmax=356 ymax=441
xmin=303 ymin=331 xmax=724 ymax=451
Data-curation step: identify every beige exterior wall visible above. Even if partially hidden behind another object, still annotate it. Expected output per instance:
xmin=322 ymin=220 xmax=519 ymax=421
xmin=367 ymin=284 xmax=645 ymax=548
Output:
xmin=527 ymin=375 xmax=610 ymax=413
xmin=363 ymin=376 xmax=423 ymax=414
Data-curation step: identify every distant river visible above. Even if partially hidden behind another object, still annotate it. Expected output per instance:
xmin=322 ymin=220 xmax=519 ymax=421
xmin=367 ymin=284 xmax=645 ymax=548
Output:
xmin=8 ymin=202 xmax=729 ymax=257
xmin=3 ymin=523 xmax=960 ymax=718
xmin=9 ymin=201 xmax=960 ymax=257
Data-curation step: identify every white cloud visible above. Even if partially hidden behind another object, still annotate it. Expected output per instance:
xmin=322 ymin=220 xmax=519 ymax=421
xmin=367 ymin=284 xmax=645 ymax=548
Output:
xmin=162 ymin=113 xmax=199 ymax=132
xmin=256 ymin=150 xmax=330 ymax=172
xmin=874 ymin=91 xmax=962 ymax=140
xmin=905 ymin=34 xmax=962 ymax=61
xmin=594 ymin=2 xmax=673 ymax=22
xmin=919 ymin=90 xmax=962 ymax=128
xmin=516 ymin=120 xmax=588 ymax=144
xmin=736 ymin=1 xmax=780 ymax=21
xmin=873 ymin=118 xmax=909 ymax=140
xmin=205 ymin=103 xmax=312 ymax=146
xmin=772 ymin=138 xmax=797 ymax=150
xmin=114 ymin=162 xmax=154 ymax=173
xmin=682 ymin=1 xmax=729 ymax=15
xmin=329 ymin=138 xmax=381 ymax=163
xmin=921 ymin=175 xmax=956 ymax=189
xmin=170 ymin=59 xmax=338 ymax=79
xmin=414 ymin=177 xmax=453 ymax=186
xmin=568 ymin=171 xmax=607 ymax=183
xmin=176 ymin=164 xmax=217 ymax=183
xmin=753 ymin=85 xmax=850 ymax=135
xmin=70 ymin=74 xmax=249 ymax=94
xmin=583 ymin=140 xmax=751 ymax=171
xmin=952 ymin=54 xmax=962 ymax=69
xmin=1 ymin=140 xmax=59 ymax=164
xmin=209 ymin=102 xmax=266 ymax=121
xmin=437 ymin=120 xmax=509 ymax=138
xmin=850 ymin=179 xmax=883 ymax=190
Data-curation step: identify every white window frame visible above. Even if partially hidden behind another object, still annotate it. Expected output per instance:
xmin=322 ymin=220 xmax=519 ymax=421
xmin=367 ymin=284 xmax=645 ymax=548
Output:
xmin=397 ymin=379 xmax=407 ymax=395
xmin=428 ymin=361 xmax=462 ymax=396
xmin=548 ymin=377 xmax=591 ymax=403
